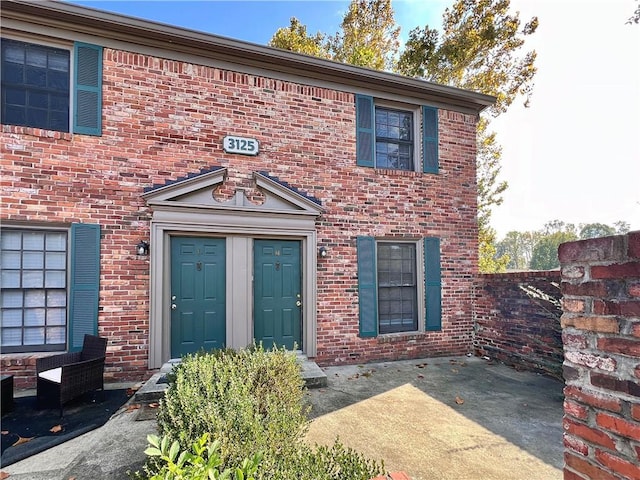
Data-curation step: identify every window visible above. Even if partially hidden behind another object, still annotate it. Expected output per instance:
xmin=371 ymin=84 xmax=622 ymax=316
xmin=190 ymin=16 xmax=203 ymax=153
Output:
xmin=1 ymin=229 xmax=68 ymax=352
xmin=377 ymin=242 xmax=418 ymax=333
xmin=375 ymin=108 xmax=414 ymax=171
xmin=0 ymin=224 xmax=101 ymax=354
xmin=356 ymin=94 xmax=438 ymax=173
xmin=0 ymin=38 xmax=103 ymax=135
xmin=357 ymin=236 xmax=441 ymax=337
xmin=1 ymin=39 xmax=70 ymax=132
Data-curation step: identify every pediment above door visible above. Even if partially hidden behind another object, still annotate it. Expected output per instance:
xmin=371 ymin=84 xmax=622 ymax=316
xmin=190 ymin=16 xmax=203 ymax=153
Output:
xmin=142 ymin=167 xmax=323 ymax=216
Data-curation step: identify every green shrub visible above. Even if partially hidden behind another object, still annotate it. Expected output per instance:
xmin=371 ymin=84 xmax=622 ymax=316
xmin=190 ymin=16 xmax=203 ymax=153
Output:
xmin=157 ymin=345 xmax=308 ymax=469
xmin=151 ymin=345 xmax=386 ymax=480
xmin=143 ymin=432 xmax=261 ymax=480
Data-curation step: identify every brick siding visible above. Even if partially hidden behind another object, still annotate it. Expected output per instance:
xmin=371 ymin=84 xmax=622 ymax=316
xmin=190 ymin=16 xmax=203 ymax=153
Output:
xmin=474 ymin=271 xmax=564 ymax=379
xmin=560 ymin=232 xmax=640 ymax=480
xmin=2 ymin=47 xmax=479 ymax=386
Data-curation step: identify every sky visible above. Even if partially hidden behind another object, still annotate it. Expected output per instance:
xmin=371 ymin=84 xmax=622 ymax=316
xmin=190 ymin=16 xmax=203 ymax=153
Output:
xmin=68 ymin=0 xmax=640 ymax=238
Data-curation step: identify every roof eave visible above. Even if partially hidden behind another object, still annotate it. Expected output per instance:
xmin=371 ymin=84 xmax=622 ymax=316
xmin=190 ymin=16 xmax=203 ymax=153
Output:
xmin=1 ymin=0 xmax=496 ymax=113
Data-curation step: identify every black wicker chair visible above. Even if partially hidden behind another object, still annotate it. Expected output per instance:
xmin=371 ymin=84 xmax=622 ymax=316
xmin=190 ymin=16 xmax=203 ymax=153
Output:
xmin=36 ymin=334 xmax=107 ymax=416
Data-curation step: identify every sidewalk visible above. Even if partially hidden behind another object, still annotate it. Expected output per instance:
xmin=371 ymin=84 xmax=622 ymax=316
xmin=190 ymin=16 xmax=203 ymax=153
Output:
xmin=1 ymin=356 xmax=564 ymax=480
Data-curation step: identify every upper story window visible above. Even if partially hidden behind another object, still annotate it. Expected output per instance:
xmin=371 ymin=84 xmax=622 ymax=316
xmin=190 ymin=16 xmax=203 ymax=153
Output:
xmin=1 ymin=39 xmax=70 ymax=132
xmin=356 ymin=94 xmax=438 ymax=174
xmin=375 ymin=108 xmax=414 ymax=171
xmin=0 ymin=38 xmax=103 ymax=136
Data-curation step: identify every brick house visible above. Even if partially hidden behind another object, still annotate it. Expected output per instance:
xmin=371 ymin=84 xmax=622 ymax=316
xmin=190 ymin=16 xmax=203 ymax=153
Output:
xmin=1 ymin=0 xmax=494 ymax=387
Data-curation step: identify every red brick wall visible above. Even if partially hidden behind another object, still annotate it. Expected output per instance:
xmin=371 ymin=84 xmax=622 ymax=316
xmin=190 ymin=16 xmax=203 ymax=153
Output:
xmin=1 ymin=47 xmax=479 ymax=387
xmin=560 ymin=232 xmax=640 ymax=480
xmin=474 ymin=271 xmax=564 ymax=379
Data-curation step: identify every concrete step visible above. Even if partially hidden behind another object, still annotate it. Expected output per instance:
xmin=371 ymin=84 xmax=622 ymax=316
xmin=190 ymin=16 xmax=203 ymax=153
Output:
xmin=133 ymin=354 xmax=326 ymax=404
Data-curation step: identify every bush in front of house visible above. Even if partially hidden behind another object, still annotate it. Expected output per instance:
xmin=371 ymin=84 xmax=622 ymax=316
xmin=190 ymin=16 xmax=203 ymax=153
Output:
xmin=149 ymin=344 xmax=385 ymax=480
xmin=157 ymin=345 xmax=308 ymax=471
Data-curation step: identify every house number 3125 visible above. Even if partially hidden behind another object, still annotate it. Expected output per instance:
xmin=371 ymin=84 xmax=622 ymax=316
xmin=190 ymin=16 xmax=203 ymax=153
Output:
xmin=223 ymin=135 xmax=259 ymax=156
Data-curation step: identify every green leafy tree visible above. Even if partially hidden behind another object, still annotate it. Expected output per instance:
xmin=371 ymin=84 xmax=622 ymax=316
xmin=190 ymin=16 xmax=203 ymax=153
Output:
xmin=614 ymin=221 xmax=630 ymax=234
xmin=328 ymin=0 xmax=400 ymax=70
xmin=529 ymin=231 xmax=577 ymax=270
xmin=541 ymin=220 xmax=577 ymax=236
xmin=579 ymin=223 xmax=616 ymax=239
xmin=496 ymin=230 xmax=540 ymax=270
xmin=479 ymin=225 xmax=509 ymax=273
xmin=269 ymin=18 xmax=331 ymax=58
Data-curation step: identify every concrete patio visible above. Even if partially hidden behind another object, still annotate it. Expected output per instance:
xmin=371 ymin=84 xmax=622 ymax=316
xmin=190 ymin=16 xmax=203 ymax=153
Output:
xmin=1 ymin=355 xmax=564 ymax=480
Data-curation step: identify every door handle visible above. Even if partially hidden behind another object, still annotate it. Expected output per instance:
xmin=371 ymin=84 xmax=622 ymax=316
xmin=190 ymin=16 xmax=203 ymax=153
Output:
xmin=171 ymin=304 xmax=177 ymax=310
xmin=296 ymin=300 xmax=302 ymax=307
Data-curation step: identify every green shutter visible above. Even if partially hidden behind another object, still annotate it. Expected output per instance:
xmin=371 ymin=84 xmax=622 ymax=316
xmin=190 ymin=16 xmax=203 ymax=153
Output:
xmin=69 ymin=223 xmax=101 ymax=351
xmin=356 ymin=94 xmax=375 ymax=167
xmin=357 ymin=236 xmax=378 ymax=337
xmin=73 ymin=42 xmax=102 ymax=136
xmin=422 ymin=106 xmax=439 ymax=174
xmin=424 ymin=237 xmax=441 ymax=331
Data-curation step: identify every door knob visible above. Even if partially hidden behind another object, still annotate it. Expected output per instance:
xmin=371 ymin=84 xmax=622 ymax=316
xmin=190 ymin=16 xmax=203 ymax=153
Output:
xmin=171 ymin=304 xmax=177 ymax=310
xmin=296 ymin=300 xmax=302 ymax=307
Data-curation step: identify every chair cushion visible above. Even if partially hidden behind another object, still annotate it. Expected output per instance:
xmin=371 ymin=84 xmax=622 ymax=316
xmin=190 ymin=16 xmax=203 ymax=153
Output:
xmin=38 ymin=367 xmax=62 ymax=384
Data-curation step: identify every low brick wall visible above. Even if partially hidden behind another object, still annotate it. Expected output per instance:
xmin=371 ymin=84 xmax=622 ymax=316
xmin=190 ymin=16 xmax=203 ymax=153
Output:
xmin=474 ymin=271 xmax=563 ymax=379
xmin=560 ymin=232 xmax=640 ymax=480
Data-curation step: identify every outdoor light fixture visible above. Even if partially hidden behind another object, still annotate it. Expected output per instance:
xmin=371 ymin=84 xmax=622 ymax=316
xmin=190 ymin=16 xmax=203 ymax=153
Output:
xmin=319 ymin=246 xmax=328 ymax=258
xmin=136 ymin=240 xmax=150 ymax=256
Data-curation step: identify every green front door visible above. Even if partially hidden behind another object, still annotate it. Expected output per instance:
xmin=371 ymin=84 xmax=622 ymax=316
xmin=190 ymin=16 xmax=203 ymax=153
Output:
xmin=254 ymin=240 xmax=301 ymax=350
xmin=170 ymin=237 xmax=226 ymax=357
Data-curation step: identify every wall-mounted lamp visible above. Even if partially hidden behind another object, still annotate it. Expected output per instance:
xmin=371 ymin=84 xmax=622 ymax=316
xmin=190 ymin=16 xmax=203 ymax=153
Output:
xmin=136 ymin=240 xmax=150 ymax=256
xmin=318 ymin=246 xmax=328 ymax=258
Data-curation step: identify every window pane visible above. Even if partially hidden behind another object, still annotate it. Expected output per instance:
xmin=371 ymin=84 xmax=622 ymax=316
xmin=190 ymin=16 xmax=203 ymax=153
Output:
xmin=4 ymin=43 xmax=25 ymax=63
xmin=5 ymin=87 xmax=27 ymax=106
xmin=4 ymin=105 xmax=26 ymax=125
xmin=2 ymin=231 xmax=22 ymax=250
xmin=24 ymin=290 xmax=45 ymax=307
xmin=24 ymin=308 xmax=46 ymax=326
xmin=45 ymin=251 xmax=66 ymax=269
xmin=47 ymin=308 xmax=66 ymax=326
xmin=24 ymin=327 xmax=45 ymax=345
xmin=46 ymin=326 xmax=66 ymax=344
xmin=1 ymin=309 xmax=22 ymax=327
xmin=22 ymin=270 xmax=43 ymax=288
xmin=3 ymin=63 xmax=24 ymax=83
xmin=48 ymin=51 xmax=69 ymax=72
xmin=2 ymin=251 xmax=21 ymax=269
xmin=23 ymin=232 xmax=44 ymax=250
xmin=2 ymin=328 xmax=22 ymax=346
xmin=1 ymin=291 xmax=23 ymax=308
xmin=45 ymin=270 xmax=65 ymax=288
xmin=28 ymin=91 xmax=48 ymax=108
xmin=23 ymin=251 xmax=44 ymax=269
xmin=26 ymin=48 xmax=47 ymax=67
xmin=46 ymin=233 xmax=66 ymax=251
xmin=47 ymin=290 xmax=66 ymax=307
xmin=1 ymin=270 xmax=21 ymax=288
xmin=25 ymin=66 xmax=47 ymax=87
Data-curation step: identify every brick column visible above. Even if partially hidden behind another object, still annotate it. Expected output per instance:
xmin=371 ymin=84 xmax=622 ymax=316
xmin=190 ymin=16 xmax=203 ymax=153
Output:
xmin=559 ymin=232 xmax=640 ymax=479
